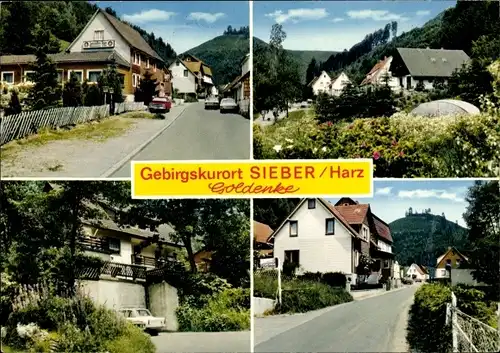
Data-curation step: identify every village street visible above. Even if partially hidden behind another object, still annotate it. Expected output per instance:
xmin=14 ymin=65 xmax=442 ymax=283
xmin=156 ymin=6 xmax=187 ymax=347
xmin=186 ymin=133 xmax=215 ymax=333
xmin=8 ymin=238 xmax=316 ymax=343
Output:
xmin=110 ymin=101 xmax=250 ymax=177
xmin=152 ymin=331 xmax=251 ymax=353
xmin=254 ymin=285 xmax=418 ymax=353
xmin=0 ymin=101 xmax=250 ymax=178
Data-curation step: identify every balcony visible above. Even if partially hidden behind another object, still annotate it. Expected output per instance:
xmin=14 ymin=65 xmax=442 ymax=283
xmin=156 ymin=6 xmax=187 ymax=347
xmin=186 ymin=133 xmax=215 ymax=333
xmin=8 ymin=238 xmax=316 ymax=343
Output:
xmin=131 ymin=254 xmax=178 ymax=268
xmin=78 ymin=261 xmax=147 ymax=281
xmin=79 ymin=236 xmax=118 ymax=254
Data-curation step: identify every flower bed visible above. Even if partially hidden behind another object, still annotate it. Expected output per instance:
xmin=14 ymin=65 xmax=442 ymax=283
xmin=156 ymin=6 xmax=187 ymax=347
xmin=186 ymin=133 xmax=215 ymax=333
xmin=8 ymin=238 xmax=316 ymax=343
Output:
xmin=254 ymin=111 xmax=500 ymax=177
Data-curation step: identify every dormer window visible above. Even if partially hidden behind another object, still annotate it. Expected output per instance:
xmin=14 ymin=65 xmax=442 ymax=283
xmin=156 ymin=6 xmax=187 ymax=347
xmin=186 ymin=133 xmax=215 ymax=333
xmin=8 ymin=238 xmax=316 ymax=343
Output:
xmin=308 ymin=199 xmax=316 ymax=209
xmin=94 ymin=30 xmax=104 ymax=41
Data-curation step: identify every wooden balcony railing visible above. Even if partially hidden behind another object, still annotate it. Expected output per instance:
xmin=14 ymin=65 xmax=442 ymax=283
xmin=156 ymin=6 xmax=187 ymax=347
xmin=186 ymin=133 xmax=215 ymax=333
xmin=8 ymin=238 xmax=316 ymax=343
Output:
xmin=77 ymin=261 xmax=147 ymax=281
xmin=79 ymin=236 xmax=117 ymax=254
xmin=131 ymin=254 xmax=177 ymax=268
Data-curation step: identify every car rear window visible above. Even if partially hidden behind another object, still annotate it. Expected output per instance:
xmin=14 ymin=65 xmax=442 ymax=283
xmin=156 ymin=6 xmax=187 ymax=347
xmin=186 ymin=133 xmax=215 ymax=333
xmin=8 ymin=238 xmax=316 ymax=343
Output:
xmin=153 ymin=98 xmax=168 ymax=102
xmin=222 ymin=99 xmax=235 ymax=103
xmin=137 ymin=309 xmax=152 ymax=316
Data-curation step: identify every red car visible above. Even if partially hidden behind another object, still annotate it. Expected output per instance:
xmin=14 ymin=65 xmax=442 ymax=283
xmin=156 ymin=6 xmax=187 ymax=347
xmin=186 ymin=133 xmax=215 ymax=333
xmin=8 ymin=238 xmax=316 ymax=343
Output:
xmin=149 ymin=97 xmax=172 ymax=113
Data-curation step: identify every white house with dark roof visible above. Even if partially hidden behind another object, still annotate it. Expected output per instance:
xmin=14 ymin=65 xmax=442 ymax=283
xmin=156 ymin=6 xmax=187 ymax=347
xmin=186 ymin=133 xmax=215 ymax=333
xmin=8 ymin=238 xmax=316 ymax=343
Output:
xmin=308 ymin=71 xmax=351 ymax=96
xmin=269 ymin=197 xmax=394 ymax=284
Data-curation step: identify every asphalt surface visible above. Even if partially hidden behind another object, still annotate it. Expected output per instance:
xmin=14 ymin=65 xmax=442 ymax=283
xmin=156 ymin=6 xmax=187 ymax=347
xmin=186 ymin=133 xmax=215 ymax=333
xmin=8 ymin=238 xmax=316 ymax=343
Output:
xmin=111 ymin=102 xmax=250 ymax=177
xmin=151 ymin=331 xmax=251 ymax=353
xmin=254 ymin=286 xmax=418 ymax=353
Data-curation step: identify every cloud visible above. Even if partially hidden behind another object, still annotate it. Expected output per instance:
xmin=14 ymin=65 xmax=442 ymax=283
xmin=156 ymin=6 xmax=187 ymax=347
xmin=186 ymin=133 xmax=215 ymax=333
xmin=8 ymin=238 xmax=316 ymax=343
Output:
xmin=187 ymin=12 xmax=225 ymax=24
xmin=265 ymin=8 xmax=329 ymax=24
xmin=332 ymin=17 xmax=344 ymax=23
xmin=346 ymin=9 xmax=409 ymax=22
xmin=375 ymin=187 xmax=393 ymax=196
xmin=123 ymin=9 xmax=176 ymax=23
xmin=416 ymin=10 xmax=431 ymax=16
xmin=397 ymin=189 xmax=465 ymax=203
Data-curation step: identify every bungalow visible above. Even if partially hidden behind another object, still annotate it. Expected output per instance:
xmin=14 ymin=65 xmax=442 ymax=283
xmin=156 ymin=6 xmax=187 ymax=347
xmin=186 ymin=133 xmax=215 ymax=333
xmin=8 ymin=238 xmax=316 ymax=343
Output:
xmin=221 ymin=53 xmax=250 ymax=115
xmin=362 ymin=48 xmax=470 ymax=91
xmin=406 ymin=263 xmax=429 ymax=281
xmin=435 ymin=246 xmax=469 ymax=279
xmin=168 ymin=54 xmax=214 ymax=97
xmin=269 ymin=197 xmax=394 ymax=285
xmin=307 ymin=71 xmax=350 ymax=96
xmin=0 ymin=8 xmax=172 ymax=101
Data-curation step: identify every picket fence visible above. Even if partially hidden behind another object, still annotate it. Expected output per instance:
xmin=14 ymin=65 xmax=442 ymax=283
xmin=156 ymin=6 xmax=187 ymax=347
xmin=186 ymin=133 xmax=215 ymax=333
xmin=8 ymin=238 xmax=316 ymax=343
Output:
xmin=0 ymin=102 xmax=146 ymax=145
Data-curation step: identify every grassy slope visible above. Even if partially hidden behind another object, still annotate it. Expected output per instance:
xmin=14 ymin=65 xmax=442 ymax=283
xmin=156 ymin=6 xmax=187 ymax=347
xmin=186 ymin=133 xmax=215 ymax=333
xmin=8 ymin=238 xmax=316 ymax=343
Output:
xmin=254 ymin=37 xmax=337 ymax=83
xmin=183 ymin=34 xmax=250 ymax=86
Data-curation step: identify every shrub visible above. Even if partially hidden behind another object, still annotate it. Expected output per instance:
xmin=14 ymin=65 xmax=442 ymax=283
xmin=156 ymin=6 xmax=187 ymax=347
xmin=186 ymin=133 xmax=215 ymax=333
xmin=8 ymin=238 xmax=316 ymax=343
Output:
xmin=176 ymin=288 xmax=250 ymax=332
xmin=297 ymin=272 xmax=323 ymax=282
xmin=253 ymin=270 xmax=279 ymax=299
xmin=406 ymin=283 xmax=452 ymax=353
xmin=321 ymin=272 xmax=347 ymax=288
xmin=278 ymin=283 xmax=352 ymax=314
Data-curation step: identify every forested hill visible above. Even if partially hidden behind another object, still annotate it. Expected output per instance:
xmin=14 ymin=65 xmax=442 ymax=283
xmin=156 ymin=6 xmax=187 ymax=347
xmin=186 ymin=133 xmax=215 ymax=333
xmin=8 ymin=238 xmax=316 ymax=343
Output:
xmin=183 ymin=30 xmax=250 ymax=86
xmin=390 ymin=210 xmax=469 ymax=267
xmin=253 ymin=37 xmax=337 ymax=84
xmin=0 ymin=1 xmax=177 ymax=65
xmin=310 ymin=1 xmax=500 ymax=84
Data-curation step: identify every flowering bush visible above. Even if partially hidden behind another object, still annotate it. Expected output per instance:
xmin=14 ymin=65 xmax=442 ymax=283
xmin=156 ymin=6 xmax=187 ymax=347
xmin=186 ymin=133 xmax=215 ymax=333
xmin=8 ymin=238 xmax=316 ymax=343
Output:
xmin=255 ymin=111 xmax=500 ymax=177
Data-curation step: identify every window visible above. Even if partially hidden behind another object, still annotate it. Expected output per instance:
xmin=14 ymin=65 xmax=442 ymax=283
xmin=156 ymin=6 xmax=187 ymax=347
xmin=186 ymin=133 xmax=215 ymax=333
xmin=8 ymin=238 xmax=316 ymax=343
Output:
xmin=57 ymin=70 xmax=64 ymax=83
xmin=325 ymin=218 xmax=335 ymax=235
xmin=132 ymin=73 xmax=140 ymax=88
xmin=118 ymin=74 xmax=125 ymax=88
xmin=23 ymin=71 xmax=35 ymax=83
xmin=153 ymin=62 xmax=156 ymax=72
xmin=176 ymin=61 xmax=180 ymax=66
xmin=133 ymin=53 xmax=141 ymax=65
xmin=87 ymin=70 xmax=102 ymax=83
xmin=146 ymin=58 xmax=150 ymax=69
xmin=362 ymin=227 xmax=369 ymax=241
xmin=383 ymin=260 xmax=389 ymax=268
xmin=284 ymin=250 xmax=300 ymax=266
xmin=1 ymin=71 xmax=14 ymax=84
xmin=183 ymin=69 xmax=188 ymax=77
xmin=67 ymin=70 xmax=83 ymax=82
xmin=108 ymin=238 xmax=120 ymax=252
xmin=308 ymin=199 xmax=316 ymax=209
xmin=93 ymin=30 xmax=104 ymax=41
xmin=289 ymin=220 xmax=298 ymax=237
xmin=406 ymin=76 xmax=412 ymax=89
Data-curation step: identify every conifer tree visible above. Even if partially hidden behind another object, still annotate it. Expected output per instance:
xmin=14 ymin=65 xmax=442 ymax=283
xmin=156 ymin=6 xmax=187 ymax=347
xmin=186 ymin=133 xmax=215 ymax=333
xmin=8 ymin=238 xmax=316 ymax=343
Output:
xmin=62 ymin=72 xmax=83 ymax=107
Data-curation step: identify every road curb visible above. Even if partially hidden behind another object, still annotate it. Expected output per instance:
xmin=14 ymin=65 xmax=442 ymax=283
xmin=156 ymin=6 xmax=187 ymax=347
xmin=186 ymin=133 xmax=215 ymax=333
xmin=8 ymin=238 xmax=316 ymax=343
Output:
xmin=100 ymin=106 xmax=188 ymax=177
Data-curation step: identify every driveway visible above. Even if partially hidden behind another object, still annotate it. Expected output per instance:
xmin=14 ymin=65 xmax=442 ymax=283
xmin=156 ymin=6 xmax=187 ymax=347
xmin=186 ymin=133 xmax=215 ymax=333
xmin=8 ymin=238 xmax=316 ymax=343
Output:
xmin=151 ymin=331 xmax=251 ymax=353
xmin=254 ymin=286 xmax=418 ymax=352
xmin=111 ymin=102 xmax=250 ymax=177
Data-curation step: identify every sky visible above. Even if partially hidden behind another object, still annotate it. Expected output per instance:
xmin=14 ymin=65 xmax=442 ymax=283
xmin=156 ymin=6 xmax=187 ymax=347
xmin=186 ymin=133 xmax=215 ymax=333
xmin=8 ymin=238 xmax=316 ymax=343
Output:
xmin=327 ymin=179 xmax=480 ymax=227
xmin=254 ymin=1 xmax=456 ymax=51
xmin=93 ymin=1 xmax=249 ymax=53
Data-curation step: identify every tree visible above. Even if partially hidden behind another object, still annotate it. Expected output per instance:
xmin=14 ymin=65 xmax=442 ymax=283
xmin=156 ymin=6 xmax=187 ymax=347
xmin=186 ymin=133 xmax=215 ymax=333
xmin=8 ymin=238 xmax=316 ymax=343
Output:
xmin=0 ymin=2 xmax=35 ymax=55
xmin=5 ymin=90 xmax=22 ymax=116
xmin=306 ymin=58 xmax=319 ymax=85
xmin=253 ymin=199 xmax=301 ymax=230
xmin=83 ymin=83 xmax=102 ymax=106
xmin=98 ymin=56 xmax=124 ymax=104
xmin=138 ymin=70 xmax=159 ymax=106
xmin=25 ymin=26 xmax=62 ymax=110
xmin=448 ymin=59 xmax=494 ymax=106
xmin=62 ymin=71 xmax=83 ymax=107
xmin=463 ymin=180 xmax=500 ymax=287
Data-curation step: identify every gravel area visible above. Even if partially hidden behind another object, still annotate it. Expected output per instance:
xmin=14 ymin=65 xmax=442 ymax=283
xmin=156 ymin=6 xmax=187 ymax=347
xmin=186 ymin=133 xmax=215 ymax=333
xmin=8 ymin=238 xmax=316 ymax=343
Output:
xmin=0 ymin=105 xmax=186 ymax=178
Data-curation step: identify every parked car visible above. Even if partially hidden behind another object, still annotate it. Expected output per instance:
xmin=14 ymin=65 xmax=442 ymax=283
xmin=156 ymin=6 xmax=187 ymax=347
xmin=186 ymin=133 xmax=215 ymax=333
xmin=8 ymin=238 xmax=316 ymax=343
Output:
xmin=149 ymin=97 xmax=171 ymax=113
xmin=205 ymin=96 xmax=220 ymax=110
xmin=220 ymin=98 xmax=238 ymax=113
xmin=117 ymin=308 xmax=165 ymax=336
xmin=300 ymin=101 xmax=309 ymax=108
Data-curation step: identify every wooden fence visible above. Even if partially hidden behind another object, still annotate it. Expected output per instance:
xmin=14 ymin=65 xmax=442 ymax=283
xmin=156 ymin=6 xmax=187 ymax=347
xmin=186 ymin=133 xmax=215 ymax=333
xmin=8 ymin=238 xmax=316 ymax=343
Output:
xmin=0 ymin=102 xmax=147 ymax=146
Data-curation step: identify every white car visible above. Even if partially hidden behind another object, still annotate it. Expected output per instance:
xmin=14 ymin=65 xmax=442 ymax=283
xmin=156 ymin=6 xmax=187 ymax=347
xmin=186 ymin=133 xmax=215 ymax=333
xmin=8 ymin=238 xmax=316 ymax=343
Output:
xmin=220 ymin=98 xmax=238 ymax=113
xmin=117 ymin=308 xmax=165 ymax=335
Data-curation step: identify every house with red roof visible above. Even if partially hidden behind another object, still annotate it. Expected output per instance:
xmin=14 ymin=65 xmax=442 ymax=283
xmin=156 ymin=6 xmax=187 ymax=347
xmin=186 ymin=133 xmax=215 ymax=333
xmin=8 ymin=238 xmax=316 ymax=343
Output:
xmin=268 ymin=197 xmax=394 ymax=284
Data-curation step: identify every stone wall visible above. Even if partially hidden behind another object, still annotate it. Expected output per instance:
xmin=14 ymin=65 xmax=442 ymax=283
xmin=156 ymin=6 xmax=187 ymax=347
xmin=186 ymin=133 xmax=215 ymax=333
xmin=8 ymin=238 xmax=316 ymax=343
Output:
xmin=148 ymin=281 xmax=179 ymax=331
xmin=79 ymin=277 xmax=146 ymax=310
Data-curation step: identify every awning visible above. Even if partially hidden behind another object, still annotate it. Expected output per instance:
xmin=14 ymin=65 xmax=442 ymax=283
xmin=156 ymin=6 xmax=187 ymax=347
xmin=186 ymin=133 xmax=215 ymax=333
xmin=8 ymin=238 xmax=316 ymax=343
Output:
xmin=203 ymin=76 xmax=213 ymax=85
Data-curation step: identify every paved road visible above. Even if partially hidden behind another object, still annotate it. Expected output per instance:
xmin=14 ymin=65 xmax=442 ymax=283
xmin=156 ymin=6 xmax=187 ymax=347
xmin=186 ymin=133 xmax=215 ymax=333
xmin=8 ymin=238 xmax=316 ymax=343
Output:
xmin=111 ymin=102 xmax=250 ymax=177
xmin=151 ymin=331 xmax=251 ymax=353
xmin=255 ymin=286 xmax=418 ymax=352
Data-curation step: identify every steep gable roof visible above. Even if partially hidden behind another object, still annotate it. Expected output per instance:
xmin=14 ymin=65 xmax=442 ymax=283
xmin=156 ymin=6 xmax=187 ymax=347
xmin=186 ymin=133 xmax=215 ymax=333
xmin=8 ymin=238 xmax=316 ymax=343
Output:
xmin=361 ymin=56 xmax=392 ymax=85
xmin=268 ymin=198 xmax=360 ymax=241
xmin=396 ymin=48 xmax=470 ymax=78
xmin=372 ymin=214 xmax=393 ymax=243
xmin=100 ymin=10 xmax=163 ymax=62
xmin=436 ymin=247 xmax=469 ymax=268
xmin=254 ymin=221 xmax=274 ymax=244
xmin=334 ymin=204 xmax=369 ymax=224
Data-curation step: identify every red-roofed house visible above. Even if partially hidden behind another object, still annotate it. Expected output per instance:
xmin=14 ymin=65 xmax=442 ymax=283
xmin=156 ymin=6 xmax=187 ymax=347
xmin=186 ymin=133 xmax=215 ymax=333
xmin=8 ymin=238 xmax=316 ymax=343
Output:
xmin=268 ymin=197 xmax=394 ymax=284
xmin=360 ymin=56 xmax=400 ymax=92
xmin=254 ymin=220 xmax=274 ymax=259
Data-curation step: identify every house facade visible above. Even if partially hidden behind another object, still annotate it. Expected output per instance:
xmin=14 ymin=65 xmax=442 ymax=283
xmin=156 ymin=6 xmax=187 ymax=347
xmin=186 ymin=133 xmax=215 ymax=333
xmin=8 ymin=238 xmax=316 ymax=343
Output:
xmin=0 ymin=8 xmax=171 ymax=101
xmin=362 ymin=48 xmax=470 ymax=92
xmin=270 ymin=198 xmax=394 ymax=284
xmin=435 ymin=247 xmax=469 ymax=279
xmin=360 ymin=56 xmax=400 ymax=91
xmin=169 ymin=54 xmax=213 ymax=97
xmin=223 ymin=53 xmax=250 ymax=115
xmin=193 ymin=249 xmax=212 ymax=272
xmin=406 ymin=263 xmax=429 ymax=281
xmin=328 ymin=72 xmax=351 ymax=96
